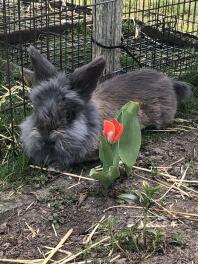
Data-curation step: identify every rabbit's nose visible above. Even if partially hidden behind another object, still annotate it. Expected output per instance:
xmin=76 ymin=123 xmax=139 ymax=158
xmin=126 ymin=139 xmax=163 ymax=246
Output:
xmin=43 ymin=138 xmax=54 ymax=146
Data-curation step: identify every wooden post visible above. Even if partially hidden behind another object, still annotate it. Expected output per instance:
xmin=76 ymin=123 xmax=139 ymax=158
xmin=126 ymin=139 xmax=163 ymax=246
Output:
xmin=92 ymin=0 xmax=123 ymax=75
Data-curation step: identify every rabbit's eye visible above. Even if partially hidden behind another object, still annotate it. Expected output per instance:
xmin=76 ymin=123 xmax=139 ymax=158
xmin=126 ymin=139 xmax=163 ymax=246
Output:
xmin=66 ymin=111 xmax=73 ymax=122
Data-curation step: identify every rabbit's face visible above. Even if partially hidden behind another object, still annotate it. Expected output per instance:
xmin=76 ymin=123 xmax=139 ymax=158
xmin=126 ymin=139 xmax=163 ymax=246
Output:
xmin=30 ymin=73 xmax=84 ymax=133
xmin=20 ymin=46 xmax=105 ymax=168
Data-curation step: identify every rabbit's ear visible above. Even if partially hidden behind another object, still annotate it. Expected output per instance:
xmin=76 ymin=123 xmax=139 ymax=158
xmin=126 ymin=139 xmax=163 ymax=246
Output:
xmin=71 ymin=56 xmax=105 ymax=100
xmin=28 ymin=45 xmax=57 ymax=83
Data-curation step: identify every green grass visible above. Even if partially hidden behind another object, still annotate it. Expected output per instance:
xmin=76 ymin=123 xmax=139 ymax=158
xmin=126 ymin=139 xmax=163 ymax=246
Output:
xmin=0 ymin=72 xmax=47 ymax=190
xmin=0 ymin=153 xmax=49 ymax=191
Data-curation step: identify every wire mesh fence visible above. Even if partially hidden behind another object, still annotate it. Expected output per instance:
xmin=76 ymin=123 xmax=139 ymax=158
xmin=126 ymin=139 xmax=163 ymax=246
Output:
xmin=0 ymin=0 xmax=198 ymax=161
xmin=122 ymin=0 xmax=198 ymax=75
xmin=1 ymin=1 xmax=198 ymax=74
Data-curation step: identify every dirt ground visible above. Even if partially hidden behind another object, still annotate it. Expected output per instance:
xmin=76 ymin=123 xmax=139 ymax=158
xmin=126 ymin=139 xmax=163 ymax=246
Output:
xmin=0 ymin=125 xmax=198 ymax=263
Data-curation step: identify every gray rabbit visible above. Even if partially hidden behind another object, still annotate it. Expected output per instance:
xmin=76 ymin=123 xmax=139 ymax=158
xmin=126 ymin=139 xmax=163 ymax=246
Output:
xmin=20 ymin=46 xmax=192 ymax=168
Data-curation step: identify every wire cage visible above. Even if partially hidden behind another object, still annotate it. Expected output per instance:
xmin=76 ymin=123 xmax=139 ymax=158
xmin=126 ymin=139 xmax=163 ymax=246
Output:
xmin=0 ymin=0 xmax=198 ymax=160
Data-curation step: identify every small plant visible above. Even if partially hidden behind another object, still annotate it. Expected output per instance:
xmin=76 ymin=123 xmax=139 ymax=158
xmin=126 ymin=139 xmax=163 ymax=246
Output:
xmin=118 ymin=181 xmax=164 ymax=255
xmin=98 ymin=211 xmax=165 ymax=260
xmin=48 ymin=212 xmax=65 ymax=229
xmin=28 ymin=173 xmax=49 ymax=186
xmin=171 ymin=231 xmax=188 ymax=249
xmin=90 ymin=101 xmax=141 ymax=187
xmin=46 ymin=186 xmax=77 ymax=209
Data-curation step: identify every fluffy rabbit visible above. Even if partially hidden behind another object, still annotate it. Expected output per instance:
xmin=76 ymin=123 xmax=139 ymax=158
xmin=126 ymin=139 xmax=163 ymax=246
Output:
xmin=20 ymin=46 xmax=192 ymax=168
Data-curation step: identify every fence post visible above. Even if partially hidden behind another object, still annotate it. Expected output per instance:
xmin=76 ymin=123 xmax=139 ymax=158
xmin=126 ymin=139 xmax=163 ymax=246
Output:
xmin=92 ymin=0 xmax=123 ymax=76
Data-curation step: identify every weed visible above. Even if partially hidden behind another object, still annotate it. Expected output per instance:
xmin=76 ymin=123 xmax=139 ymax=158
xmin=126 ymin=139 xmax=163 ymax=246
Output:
xmin=118 ymin=181 xmax=165 ymax=257
xmin=47 ymin=186 xmax=78 ymax=209
xmin=45 ymin=187 xmax=78 ymax=229
xmin=171 ymin=231 xmax=188 ymax=249
xmin=48 ymin=212 xmax=65 ymax=229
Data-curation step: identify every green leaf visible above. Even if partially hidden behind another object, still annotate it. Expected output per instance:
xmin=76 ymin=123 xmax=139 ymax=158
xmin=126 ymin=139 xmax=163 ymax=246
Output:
xmin=117 ymin=101 xmax=141 ymax=170
xmin=91 ymin=166 xmax=120 ymax=188
xmin=118 ymin=193 xmax=140 ymax=204
xmin=119 ymin=191 xmax=152 ymax=208
xmin=99 ymin=136 xmax=113 ymax=170
xmin=111 ymin=142 xmax=120 ymax=167
xmin=124 ymin=164 xmax=132 ymax=176
xmin=142 ymin=181 xmax=160 ymax=198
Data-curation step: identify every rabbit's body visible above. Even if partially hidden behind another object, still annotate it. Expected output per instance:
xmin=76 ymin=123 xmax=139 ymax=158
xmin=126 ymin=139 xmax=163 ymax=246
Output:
xmin=20 ymin=46 xmax=192 ymax=168
xmin=93 ymin=70 xmax=177 ymax=129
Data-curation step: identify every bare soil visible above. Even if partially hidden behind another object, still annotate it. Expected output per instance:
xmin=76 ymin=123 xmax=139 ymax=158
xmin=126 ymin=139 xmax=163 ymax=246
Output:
xmin=0 ymin=127 xmax=198 ymax=263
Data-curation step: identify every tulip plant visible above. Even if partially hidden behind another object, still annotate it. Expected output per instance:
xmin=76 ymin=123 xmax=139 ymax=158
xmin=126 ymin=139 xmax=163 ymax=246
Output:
xmin=90 ymin=101 xmax=141 ymax=187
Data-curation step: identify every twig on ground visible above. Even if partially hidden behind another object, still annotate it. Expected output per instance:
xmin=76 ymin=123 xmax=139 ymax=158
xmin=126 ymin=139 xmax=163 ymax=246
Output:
xmin=110 ymin=255 xmax=121 ymax=262
xmin=30 ymin=165 xmax=97 ymax=182
xmin=83 ymin=215 xmax=106 ymax=244
xmin=177 ymin=165 xmax=190 ymax=188
xmin=132 ymin=165 xmax=177 ymax=179
xmin=0 ymin=259 xmax=43 ymax=264
xmin=103 ymin=205 xmax=198 ymax=220
xmin=169 ymin=157 xmax=185 ymax=167
xmin=43 ymin=246 xmax=72 ymax=257
xmin=52 ymin=223 xmax=58 ymax=237
xmin=42 ymin=228 xmax=73 ymax=264
xmin=55 ymin=236 xmax=110 ymax=264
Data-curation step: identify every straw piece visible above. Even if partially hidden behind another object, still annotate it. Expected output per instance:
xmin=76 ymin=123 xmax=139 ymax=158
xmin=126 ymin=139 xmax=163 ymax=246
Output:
xmin=174 ymin=118 xmax=191 ymax=123
xmin=67 ymin=182 xmax=81 ymax=190
xmin=69 ymin=261 xmax=92 ymax=264
xmin=134 ymin=165 xmax=194 ymax=197
xmin=158 ymin=182 xmax=178 ymax=201
xmin=156 ymin=178 xmax=190 ymax=197
xmin=165 ymin=209 xmax=198 ymax=218
xmin=178 ymin=124 xmax=198 ymax=130
xmin=42 ymin=228 xmax=73 ymax=264
xmin=103 ymin=205 xmax=142 ymax=213
xmin=177 ymin=165 xmax=189 ymax=188
xmin=168 ymin=179 xmax=198 ymax=184
xmin=83 ymin=215 xmax=106 ymax=244
xmin=134 ymin=171 xmax=189 ymax=197
xmin=44 ymin=246 xmax=72 ymax=257
xmin=132 ymin=165 xmax=177 ymax=179
xmin=151 ymin=199 xmax=175 ymax=218
xmin=30 ymin=165 xmax=97 ymax=182
xmin=148 ymin=127 xmax=191 ymax=132
xmin=0 ymin=259 xmax=43 ymax=264
xmin=56 ymin=236 xmax=110 ymax=264
xmin=169 ymin=157 xmax=185 ymax=167
xmin=104 ymin=204 xmax=198 ymax=219
xmin=52 ymin=223 xmax=58 ymax=237
xmin=25 ymin=222 xmax=38 ymax=238
xmin=110 ymin=254 xmax=121 ymax=263
xmin=25 ymin=202 xmax=35 ymax=211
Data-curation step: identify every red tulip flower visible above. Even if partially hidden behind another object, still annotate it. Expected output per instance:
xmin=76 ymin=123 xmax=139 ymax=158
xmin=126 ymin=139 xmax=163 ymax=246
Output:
xmin=102 ymin=118 xmax=124 ymax=144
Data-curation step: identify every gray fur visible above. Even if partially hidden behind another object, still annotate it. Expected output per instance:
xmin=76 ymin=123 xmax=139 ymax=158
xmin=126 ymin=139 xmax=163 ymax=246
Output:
xmin=173 ymin=80 xmax=192 ymax=102
xmin=28 ymin=45 xmax=58 ymax=85
xmin=20 ymin=46 xmax=104 ymax=168
xmin=93 ymin=69 xmax=192 ymax=129
xmin=20 ymin=46 xmax=192 ymax=168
